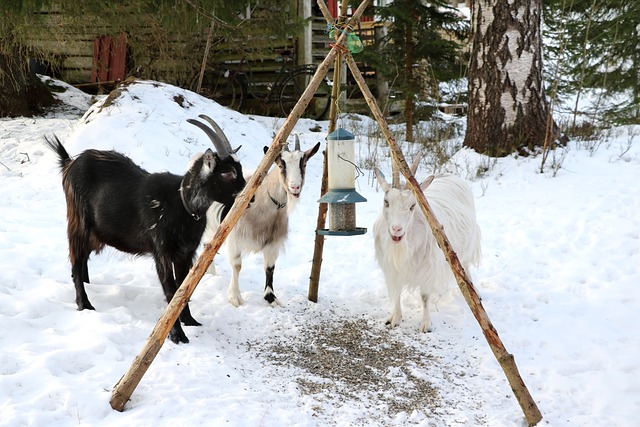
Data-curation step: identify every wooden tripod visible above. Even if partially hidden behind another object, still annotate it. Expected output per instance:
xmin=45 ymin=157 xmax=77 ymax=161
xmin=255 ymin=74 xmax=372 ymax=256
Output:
xmin=110 ymin=1 xmax=542 ymax=426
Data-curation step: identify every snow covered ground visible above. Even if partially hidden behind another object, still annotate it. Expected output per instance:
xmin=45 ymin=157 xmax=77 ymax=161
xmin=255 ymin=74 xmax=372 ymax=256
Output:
xmin=0 ymin=79 xmax=638 ymax=426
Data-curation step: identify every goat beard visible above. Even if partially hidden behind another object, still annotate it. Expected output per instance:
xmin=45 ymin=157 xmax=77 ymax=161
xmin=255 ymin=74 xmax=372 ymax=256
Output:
xmin=387 ymin=236 xmax=408 ymax=272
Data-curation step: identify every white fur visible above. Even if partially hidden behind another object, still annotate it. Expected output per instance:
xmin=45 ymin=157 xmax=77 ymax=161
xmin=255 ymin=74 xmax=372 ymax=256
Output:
xmin=204 ymin=141 xmax=320 ymax=306
xmin=373 ymin=172 xmax=481 ymax=333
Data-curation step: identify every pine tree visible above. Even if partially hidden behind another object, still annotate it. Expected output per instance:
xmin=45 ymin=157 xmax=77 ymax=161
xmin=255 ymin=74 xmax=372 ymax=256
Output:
xmin=362 ymin=0 xmax=467 ymax=142
xmin=543 ymin=0 xmax=640 ymax=124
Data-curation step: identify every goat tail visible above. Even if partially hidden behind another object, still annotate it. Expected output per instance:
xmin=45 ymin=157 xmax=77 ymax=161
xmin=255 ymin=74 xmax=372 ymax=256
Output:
xmin=44 ymin=135 xmax=72 ymax=171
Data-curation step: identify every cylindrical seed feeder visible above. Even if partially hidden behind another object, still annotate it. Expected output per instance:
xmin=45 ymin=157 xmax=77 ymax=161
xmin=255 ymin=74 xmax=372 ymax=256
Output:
xmin=318 ymin=128 xmax=367 ymax=236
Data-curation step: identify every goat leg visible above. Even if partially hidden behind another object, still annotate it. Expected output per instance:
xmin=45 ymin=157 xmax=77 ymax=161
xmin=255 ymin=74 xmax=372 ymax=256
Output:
xmin=168 ymin=321 xmax=189 ymax=344
xmin=263 ymin=247 xmax=280 ymax=306
xmin=227 ymin=252 xmax=244 ymax=307
xmin=419 ymin=292 xmax=433 ymax=333
xmin=82 ymin=259 xmax=90 ymax=283
xmin=173 ymin=259 xmax=202 ymax=326
xmin=155 ymin=257 xmax=191 ymax=343
xmin=263 ymin=265 xmax=279 ymax=306
xmin=178 ymin=305 xmax=201 ymax=327
xmin=71 ymin=256 xmax=95 ymax=311
xmin=385 ymin=283 xmax=402 ymax=328
xmin=166 ymin=303 xmax=190 ymax=344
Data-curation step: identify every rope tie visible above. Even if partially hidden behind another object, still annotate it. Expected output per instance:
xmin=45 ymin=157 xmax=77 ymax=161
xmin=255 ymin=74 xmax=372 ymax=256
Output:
xmin=326 ymin=24 xmax=364 ymax=54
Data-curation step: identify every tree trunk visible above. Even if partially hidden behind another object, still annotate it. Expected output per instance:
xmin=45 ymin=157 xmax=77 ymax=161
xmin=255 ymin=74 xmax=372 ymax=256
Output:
xmin=374 ymin=24 xmax=390 ymax=116
xmin=633 ymin=28 xmax=640 ymax=120
xmin=0 ymin=51 xmax=57 ymax=118
xmin=404 ymin=18 xmax=414 ymax=143
xmin=464 ymin=0 xmax=557 ymax=156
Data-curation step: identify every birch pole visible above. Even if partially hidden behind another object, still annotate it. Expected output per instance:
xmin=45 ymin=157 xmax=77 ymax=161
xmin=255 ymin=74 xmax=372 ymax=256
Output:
xmin=308 ymin=0 xmax=352 ymax=302
xmin=109 ymin=0 xmax=373 ymax=413
xmin=343 ymin=52 xmax=543 ymax=427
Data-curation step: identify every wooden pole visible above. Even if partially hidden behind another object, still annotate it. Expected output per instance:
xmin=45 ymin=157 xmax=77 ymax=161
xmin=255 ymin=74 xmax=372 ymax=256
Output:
xmin=308 ymin=0 xmax=352 ymax=302
xmin=108 ymin=14 xmax=367 ymax=410
xmin=306 ymin=67 xmax=336 ymax=302
xmin=195 ymin=13 xmax=216 ymax=94
xmin=343 ymin=53 xmax=543 ymax=427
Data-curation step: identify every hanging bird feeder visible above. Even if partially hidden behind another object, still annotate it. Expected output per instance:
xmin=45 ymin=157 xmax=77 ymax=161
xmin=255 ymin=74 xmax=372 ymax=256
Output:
xmin=318 ymin=128 xmax=367 ymax=236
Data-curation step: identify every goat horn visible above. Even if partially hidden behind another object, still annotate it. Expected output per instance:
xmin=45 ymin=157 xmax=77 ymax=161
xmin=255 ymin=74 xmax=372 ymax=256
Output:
xmin=410 ymin=150 xmax=423 ymax=176
xmin=391 ymin=165 xmax=400 ymax=189
xmin=198 ymin=115 xmax=236 ymax=154
xmin=198 ymin=115 xmax=231 ymax=147
xmin=187 ymin=117 xmax=231 ymax=158
xmin=294 ymin=134 xmax=301 ymax=151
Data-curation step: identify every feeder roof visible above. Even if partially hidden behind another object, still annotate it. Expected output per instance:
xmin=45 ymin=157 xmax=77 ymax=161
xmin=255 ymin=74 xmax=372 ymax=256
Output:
xmin=318 ymin=188 xmax=367 ymax=204
xmin=327 ymin=128 xmax=354 ymax=141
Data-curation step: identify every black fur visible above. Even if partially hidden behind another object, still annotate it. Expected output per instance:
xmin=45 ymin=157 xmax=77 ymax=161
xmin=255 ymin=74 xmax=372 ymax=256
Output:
xmin=264 ymin=265 xmax=276 ymax=304
xmin=45 ymin=135 xmax=246 ymax=344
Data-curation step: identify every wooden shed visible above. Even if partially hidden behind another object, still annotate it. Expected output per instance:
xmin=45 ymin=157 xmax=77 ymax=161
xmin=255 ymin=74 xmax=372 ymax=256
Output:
xmin=27 ymin=1 xmax=396 ymax=115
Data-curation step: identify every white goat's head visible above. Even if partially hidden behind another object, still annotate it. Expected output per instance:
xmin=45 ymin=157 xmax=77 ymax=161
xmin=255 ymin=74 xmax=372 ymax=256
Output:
xmin=266 ymin=135 xmax=320 ymax=199
xmin=375 ymin=168 xmax=434 ymax=243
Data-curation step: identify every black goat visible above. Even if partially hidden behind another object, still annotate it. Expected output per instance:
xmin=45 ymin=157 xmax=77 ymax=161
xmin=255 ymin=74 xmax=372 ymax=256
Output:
xmin=45 ymin=115 xmax=246 ymax=344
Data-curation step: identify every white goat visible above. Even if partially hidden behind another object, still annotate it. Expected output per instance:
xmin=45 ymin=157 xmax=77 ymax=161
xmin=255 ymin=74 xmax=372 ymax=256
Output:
xmin=205 ymin=136 xmax=320 ymax=306
xmin=373 ymin=169 xmax=481 ymax=333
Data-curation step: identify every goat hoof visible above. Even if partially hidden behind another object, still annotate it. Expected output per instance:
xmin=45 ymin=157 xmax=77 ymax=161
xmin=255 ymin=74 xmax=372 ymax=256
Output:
xmin=169 ymin=330 xmax=189 ymax=344
xmin=77 ymin=302 xmax=95 ymax=311
xmin=385 ymin=320 xmax=397 ymax=329
xmin=228 ymin=294 xmax=244 ymax=307
xmin=264 ymin=293 xmax=280 ymax=307
xmin=419 ymin=324 xmax=433 ymax=333
xmin=385 ymin=314 xmax=401 ymax=328
xmin=181 ymin=317 xmax=202 ymax=327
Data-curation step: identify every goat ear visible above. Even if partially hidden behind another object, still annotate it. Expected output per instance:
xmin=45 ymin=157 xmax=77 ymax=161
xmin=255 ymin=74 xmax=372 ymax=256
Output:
xmin=420 ymin=175 xmax=435 ymax=191
xmin=375 ymin=168 xmax=391 ymax=192
xmin=305 ymin=142 xmax=321 ymax=160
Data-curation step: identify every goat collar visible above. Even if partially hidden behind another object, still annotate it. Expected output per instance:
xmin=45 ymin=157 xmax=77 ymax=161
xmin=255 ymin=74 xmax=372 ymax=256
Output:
xmin=179 ymin=185 xmax=201 ymax=221
xmin=268 ymin=191 xmax=287 ymax=210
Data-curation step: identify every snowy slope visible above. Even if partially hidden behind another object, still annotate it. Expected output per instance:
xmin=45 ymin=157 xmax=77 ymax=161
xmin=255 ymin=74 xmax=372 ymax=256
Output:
xmin=0 ymin=79 xmax=638 ymax=426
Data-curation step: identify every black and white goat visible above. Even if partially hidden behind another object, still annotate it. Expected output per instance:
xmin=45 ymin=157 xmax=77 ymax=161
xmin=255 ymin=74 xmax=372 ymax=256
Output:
xmin=205 ymin=136 xmax=320 ymax=306
xmin=45 ymin=115 xmax=246 ymax=344
xmin=373 ymin=170 xmax=481 ymax=333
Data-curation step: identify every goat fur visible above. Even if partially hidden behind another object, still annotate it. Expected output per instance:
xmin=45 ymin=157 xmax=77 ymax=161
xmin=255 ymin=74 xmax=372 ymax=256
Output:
xmin=45 ymin=118 xmax=246 ymax=344
xmin=373 ymin=171 xmax=481 ymax=333
xmin=204 ymin=138 xmax=320 ymax=306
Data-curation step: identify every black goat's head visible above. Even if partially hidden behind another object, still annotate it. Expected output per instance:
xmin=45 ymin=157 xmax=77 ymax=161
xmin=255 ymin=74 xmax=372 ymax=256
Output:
xmin=182 ymin=115 xmax=247 ymax=218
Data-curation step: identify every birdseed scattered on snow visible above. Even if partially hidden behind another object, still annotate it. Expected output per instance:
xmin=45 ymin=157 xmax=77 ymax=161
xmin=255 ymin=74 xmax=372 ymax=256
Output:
xmin=249 ymin=315 xmax=451 ymax=423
